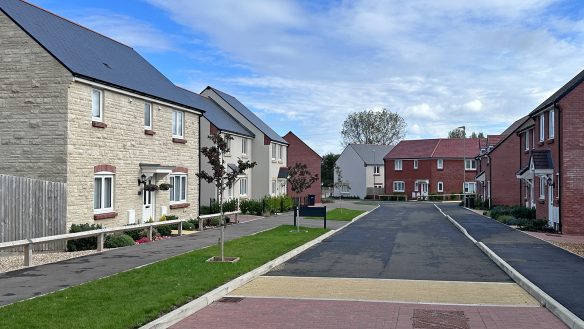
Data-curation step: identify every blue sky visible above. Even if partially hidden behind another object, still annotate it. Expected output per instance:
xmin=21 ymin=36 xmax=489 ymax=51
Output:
xmin=30 ymin=0 xmax=584 ymax=154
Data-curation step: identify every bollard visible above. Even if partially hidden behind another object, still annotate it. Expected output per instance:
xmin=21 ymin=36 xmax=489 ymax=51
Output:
xmin=324 ymin=206 xmax=327 ymax=229
xmin=148 ymin=226 xmax=153 ymax=240
xmin=198 ymin=216 xmax=203 ymax=231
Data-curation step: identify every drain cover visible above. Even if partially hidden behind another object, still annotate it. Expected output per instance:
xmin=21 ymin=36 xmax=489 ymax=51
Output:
xmin=217 ymin=297 xmax=245 ymax=303
xmin=412 ymin=309 xmax=470 ymax=329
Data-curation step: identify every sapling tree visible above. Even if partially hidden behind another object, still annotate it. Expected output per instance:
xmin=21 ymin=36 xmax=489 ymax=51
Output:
xmin=196 ymin=133 xmax=256 ymax=261
xmin=287 ymin=162 xmax=319 ymax=205
xmin=334 ymin=165 xmax=350 ymax=213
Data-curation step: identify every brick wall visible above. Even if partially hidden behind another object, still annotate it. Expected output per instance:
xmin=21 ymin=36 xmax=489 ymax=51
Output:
xmin=283 ymin=132 xmax=321 ymax=203
xmin=0 ymin=11 xmax=72 ymax=182
xmin=489 ymin=134 xmax=522 ymax=206
xmin=67 ymin=82 xmax=200 ymax=227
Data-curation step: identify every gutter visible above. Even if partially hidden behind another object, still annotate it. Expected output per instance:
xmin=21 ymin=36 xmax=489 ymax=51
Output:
xmin=555 ymin=101 xmax=563 ymax=233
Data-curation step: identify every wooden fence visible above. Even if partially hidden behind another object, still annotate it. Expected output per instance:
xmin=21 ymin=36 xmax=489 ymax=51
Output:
xmin=0 ymin=174 xmax=67 ymax=251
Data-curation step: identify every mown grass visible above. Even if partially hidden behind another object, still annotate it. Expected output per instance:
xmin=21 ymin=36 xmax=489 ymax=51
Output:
xmin=307 ymin=208 xmax=366 ymax=221
xmin=0 ymin=225 xmax=327 ymax=329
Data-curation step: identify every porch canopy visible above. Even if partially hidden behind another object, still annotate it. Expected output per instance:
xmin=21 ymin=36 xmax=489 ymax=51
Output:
xmin=139 ymin=163 xmax=175 ymax=178
xmin=516 ymin=150 xmax=554 ymax=181
xmin=475 ymin=171 xmax=485 ymax=183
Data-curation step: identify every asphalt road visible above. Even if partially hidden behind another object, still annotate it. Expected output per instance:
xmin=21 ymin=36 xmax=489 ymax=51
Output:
xmin=439 ymin=204 xmax=584 ymax=320
xmin=269 ymin=202 xmax=511 ymax=282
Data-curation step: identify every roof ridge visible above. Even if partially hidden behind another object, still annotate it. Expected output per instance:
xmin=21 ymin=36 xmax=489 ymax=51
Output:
xmin=430 ymin=139 xmax=441 ymax=158
xmin=16 ymin=0 xmax=133 ymax=49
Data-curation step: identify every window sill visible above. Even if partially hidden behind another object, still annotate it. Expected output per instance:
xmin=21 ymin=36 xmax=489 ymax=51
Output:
xmin=437 ymin=168 xmax=443 ymax=171
xmin=538 ymin=199 xmax=545 ymax=204
xmin=144 ymin=129 xmax=155 ymax=136
xmin=92 ymin=121 xmax=107 ymax=129
xmin=524 ymin=150 xmax=530 ymax=154
xmin=169 ymin=202 xmax=190 ymax=209
xmin=373 ymin=173 xmax=380 ymax=176
xmin=224 ymin=153 xmax=231 ymax=157
xmin=271 ymin=160 xmax=277 ymax=163
xmin=538 ymin=141 xmax=544 ymax=146
xmin=394 ymin=169 xmax=402 ymax=171
xmin=94 ymin=212 xmax=117 ymax=220
xmin=172 ymin=138 xmax=187 ymax=144
xmin=547 ymin=138 xmax=554 ymax=144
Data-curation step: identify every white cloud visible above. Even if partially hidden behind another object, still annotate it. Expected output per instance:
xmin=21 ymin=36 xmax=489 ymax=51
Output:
xmin=152 ymin=0 xmax=584 ymax=155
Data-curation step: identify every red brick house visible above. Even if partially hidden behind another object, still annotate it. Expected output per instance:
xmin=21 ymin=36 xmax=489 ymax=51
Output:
xmin=283 ymin=131 xmax=322 ymax=204
xmin=384 ymin=138 xmax=483 ymax=200
xmin=475 ymin=116 xmax=529 ymax=207
xmin=515 ymin=68 xmax=584 ymax=234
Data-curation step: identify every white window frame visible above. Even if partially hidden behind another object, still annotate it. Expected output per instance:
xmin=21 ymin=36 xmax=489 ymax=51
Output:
xmin=465 ymin=159 xmax=476 ymax=171
xmin=525 ymin=131 xmax=529 ymax=151
xmin=374 ymin=183 xmax=383 ymax=188
xmin=394 ymin=159 xmax=402 ymax=171
xmin=437 ymin=181 xmax=444 ymax=192
xmin=241 ymin=138 xmax=247 ymax=155
xmin=271 ymin=144 xmax=277 ymax=161
xmin=169 ymin=174 xmax=187 ymax=203
xmin=373 ymin=166 xmax=380 ymax=175
xmin=278 ymin=145 xmax=283 ymax=162
xmin=393 ymin=181 xmax=405 ymax=192
xmin=240 ymin=177 xmax=248 ymax=196
xmin=539 ymin=176 xmax=545 ymax=200
xmin=92 ymin=88 xmax=103 ymax=122
xmin=437 ymin=159 xmax=443 ymax=170
xmin=539 ymin=114 xmax=545 ymax=142
xmin=464 ymin=182 xmax=476 ymax=194
xmin=549 ymin=110 xmax=555 ymax=139
xmin=225 ymin=135 xmax=231 ymax=156
xmin=413 ymin=160 xmax=418 ymax=170
xmin=94 ymin=173 xmax=114 ymax=214
xmin=341 ymin=184 xmax=350 ymax=193
xmin=272 ymin=180 xmax=277 ymax=195
xmin=144 ymin=102 xmax=152 ymax=130
xmin=172 ymin=111 xmax=184 ymax=138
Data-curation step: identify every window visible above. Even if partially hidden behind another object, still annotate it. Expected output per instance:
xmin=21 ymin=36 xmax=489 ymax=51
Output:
xmin=341 ymin=184 xmax=350 ymax=193
xmin=170 ymin=174 xmax=187 ymax=203
xmin=241 ymin=139 xmax=247 ymax=155
xmin=413 ymin=160 xmax=418 ymax=170
xmin=272 ymin=180 xmax=277 ymax=195
xmin=394 ymin=159 xmax=402 ymax=171
xmin=549 ymin=110 xmax=555 ymax=139
xmin=393 ymin=181 xmax=405 ymax=192
xmin=437 ymin=159 xmax=443 ymax=170
xmin=271 ymin=144 xmax=277 ymax=161
xmin=437 ymin=181 xmax=444 ymax=192
xmin=225 ymin=135 xmax=231 ymax=155
xmin=465 ymin=159 xmax=476 ymax=170
xmin=278 ymin=145 xmax=283 ymax=161
xmin=374 ymin=183 xmax=383 ymax=188
xmin=464 ymin=182 xmax=476 ymax=194
xmin=172 ymin=111 xmax=184 ymax=138
xmin=94 ymin=174 xmax=114 ymax=213
xmin=240 ymin=177 xmax=248 ymax=196
xmin=539 ymin=114 xmax=545 ymax=141
xmin=539 ymin=177 xmax=545 ymax=200
xmin=144 ymin=102 xmax=152 ymax=129
xmin=414 ymin=182 xmax=419 ymax=192
xmin=373 ymin=166 xmax=380 ymax=175
xmin=525 ymin=131 xmax=529 ymax=151
xmin=92 ymin=89 xmax=103 ymax=121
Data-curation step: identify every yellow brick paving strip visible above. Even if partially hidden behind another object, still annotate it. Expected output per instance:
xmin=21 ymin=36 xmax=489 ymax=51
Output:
xmin=229 ymin=276 xmax=539 ymax=306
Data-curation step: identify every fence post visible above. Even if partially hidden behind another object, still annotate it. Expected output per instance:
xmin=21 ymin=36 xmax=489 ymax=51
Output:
xmin=198 ymin=216 xmax=203 ymax=231
xmin=148 ymin=225 xmax=153 ymax=240
xmin=178 ymin=221 xmax=183 ymax=236
xmin=23 ymin=241 xmax=33 ymax=267
xmin=323 ymin=206 xmax=327 ymax=230
xmin=97 ymin=232 xmax=104 ymax=252
xmin=235 ymin=211 xmax=239 ymax=224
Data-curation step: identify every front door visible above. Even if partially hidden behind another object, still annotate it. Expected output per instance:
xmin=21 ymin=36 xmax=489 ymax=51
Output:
xmin=142 ymin=179 xmax=154 ymax=223
xmin=548 ymin=180 xmax=558 ymax=229
xmin=420 ymin=183 xmax=428 ymax=198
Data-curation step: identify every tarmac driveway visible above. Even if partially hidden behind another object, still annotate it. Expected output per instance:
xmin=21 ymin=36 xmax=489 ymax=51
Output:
xmin=268 ymin=202 xmax=510 ymax=282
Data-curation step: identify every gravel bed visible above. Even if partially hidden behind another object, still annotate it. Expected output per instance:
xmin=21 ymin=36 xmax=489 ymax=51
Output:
xmin=549 ymin=241 xmax=584 ymax=258
xmin=0 ymin=250 xmax=99 ymax=274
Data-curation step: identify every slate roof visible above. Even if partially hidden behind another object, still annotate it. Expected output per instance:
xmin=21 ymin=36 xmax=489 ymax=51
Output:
xmin=349 ymin=144 xmax=394 ymax=165
xmin=385 ymin=138 xmax=482 ymax=159
xmin=0 ymin=0 xmax=207 ymax=112
xmin=178 ymin=88 xmax=254 ymax=138
xmin=531 ymin=150 xmax=554 ymax=170
xmin=205 ymin=87 xmax=288 ymax=144
xmin=481 ymin=116 xmax=530 ymax=155
xmin=530 ymin=67 xmax=584 ymax=115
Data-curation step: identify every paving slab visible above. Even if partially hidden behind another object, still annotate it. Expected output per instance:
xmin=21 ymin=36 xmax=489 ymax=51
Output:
xmin=438 ymin=204 xmax=584 ymax=321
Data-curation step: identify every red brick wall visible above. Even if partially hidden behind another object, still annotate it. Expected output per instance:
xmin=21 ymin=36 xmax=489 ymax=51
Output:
xmin=283 ymin=132 xmax=322 ymax=203
xmin=489 ymin=134 xmax=522 ymax=206
xmin=558 ymin=83 xmax=584 ymax=234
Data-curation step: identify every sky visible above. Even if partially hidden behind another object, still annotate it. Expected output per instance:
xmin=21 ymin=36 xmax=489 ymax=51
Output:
xmin=30 ymin=0 xmax=584 ymax=155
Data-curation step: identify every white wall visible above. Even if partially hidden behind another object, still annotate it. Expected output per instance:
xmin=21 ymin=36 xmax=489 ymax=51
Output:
xmin=333 ymin=146 xmax=366 ymax=198
xmin=365 ymin=164 xmax=385 ymax=188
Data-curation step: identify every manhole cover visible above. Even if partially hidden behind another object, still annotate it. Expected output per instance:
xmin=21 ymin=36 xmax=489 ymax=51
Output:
xmin=412 ymin=309 xmax=470 ymax=329
xmin=217 ymin=297 xmax=245 ymax=303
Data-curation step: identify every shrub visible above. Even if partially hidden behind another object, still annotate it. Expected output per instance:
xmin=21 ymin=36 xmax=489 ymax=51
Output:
xmin=241 ymin=199 xmax=263 ymax=216
xmin=67 ymin=223 xmax=102 ymax=252
xmin=496 ymin=215 xmax=515 ymax=224
xmin=125 ymin=228 xmax=147 ymax=241
xmin=518 ymin=219 xmax=550 ymax=232
xmin=104 ymin=234 xmax=135 ymax=248
xmin=182 ymin=221 xmax=196 ymax=230
xmin=510 ymin=206 xmax=535 ymax=220
xmin=156 ymin=224 xmax=174 ymax=237
xmin=135 ymin=237 xmax=151 ymax=244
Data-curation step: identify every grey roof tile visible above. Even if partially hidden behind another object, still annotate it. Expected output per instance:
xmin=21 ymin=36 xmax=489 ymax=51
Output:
xmin=350 ymin=144 xmax=394 ymax=165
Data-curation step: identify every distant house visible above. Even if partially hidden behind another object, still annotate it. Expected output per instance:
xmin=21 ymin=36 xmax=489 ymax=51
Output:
xmin=475 ymin=116 xmax=529 ymax=207
xmin=384 ymin=139 xmax=482 ymax=199
xmin=0 ymin=0 xmax=209 ymax=226
xmin=201 ymin=87 xmax=289 ymax=199
xmin=334 ymin=144 xmax=393 ymax=199
xmin=283 ymin=131 xmax=322 ymax=204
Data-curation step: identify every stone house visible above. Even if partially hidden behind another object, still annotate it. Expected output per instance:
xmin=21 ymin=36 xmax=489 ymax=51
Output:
xmin=201 ymin=87 xmax=289 ymax=199
xmin=475 ymin=116 xmax=529 ymax=207
xmin=0 ymin=0 xmax=209 ymax=226
xmin=384 ymin=139 xmax=482 ymax=199
xmin=283 ymin=131 xmax=322 ymax=204
xmin=334 ymin=144 xmax=393 ymax=199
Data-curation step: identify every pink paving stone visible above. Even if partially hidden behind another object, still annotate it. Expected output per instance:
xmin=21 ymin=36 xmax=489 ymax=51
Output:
xmin=170 ymin=298 xmax=567 ymax=329
xmin=526 ymin=231 xmax=584 ymax=244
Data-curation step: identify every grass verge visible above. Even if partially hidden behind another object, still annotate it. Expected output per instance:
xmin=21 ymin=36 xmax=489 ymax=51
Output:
xmin=307 ymin=208 xmax=365 ymax=221
xmin=0 ymin=225 xmax=327 ymax=329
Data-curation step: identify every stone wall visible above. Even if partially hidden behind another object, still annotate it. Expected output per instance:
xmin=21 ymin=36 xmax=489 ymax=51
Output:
xmin=66 ymin=81 xmax=200 ymax=227
xmin=0 ymin=11 xmax=72 ymax=182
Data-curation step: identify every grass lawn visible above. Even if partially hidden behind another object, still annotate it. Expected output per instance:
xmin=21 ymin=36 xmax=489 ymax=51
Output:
xmin=307 ymin=208 xmax=366 ymax=221
xmin=0 ymin=225 xmax=327 ymax=329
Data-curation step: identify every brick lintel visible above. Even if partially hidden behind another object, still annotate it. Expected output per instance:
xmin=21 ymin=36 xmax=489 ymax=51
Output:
xmin=92 ymin=121 xmax=108 ymax=128
xmin=94 ymin=212 xmax=118 ymax=220
xmin=169 ymin=203 xmax=190 ymax=209
xmin=173 ymin=138 xmax=187 ymax=144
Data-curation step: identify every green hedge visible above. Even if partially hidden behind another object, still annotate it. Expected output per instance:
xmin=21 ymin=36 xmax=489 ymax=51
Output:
xmin=104 ymin=234 xmax=135 ymax=248
xmin=67 ymin=223 xmax=102 ymax=252
xmin=240 ymin=195 xmax=294 ymax=216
